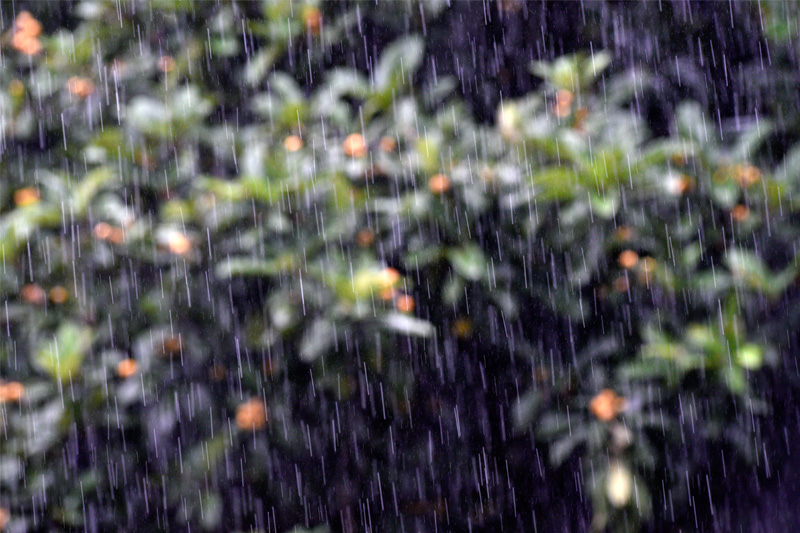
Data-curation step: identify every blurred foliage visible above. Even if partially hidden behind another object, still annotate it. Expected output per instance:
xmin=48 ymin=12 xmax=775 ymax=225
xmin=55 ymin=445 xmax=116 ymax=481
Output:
xmin=0 ymin=1 xmax=798 ymax=532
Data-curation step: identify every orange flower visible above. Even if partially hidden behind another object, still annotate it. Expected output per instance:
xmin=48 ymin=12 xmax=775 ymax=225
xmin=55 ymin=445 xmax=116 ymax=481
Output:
xmin=428 ymin=173 xmax=451 ymax=195
xmin=618 ymin=250 xmax=639 ymax=270
xmin=379 ymin=136 xmax=397 ymax=153
xmin=356 ymin=228 xmax=374 ymax=247
xmin=49 ymin=286 xmax=69 ymax=304
xmin=157 ymin=55 xmax=175 ymax=73
xmin=343 ymin=133 xmax=367 ymax=158
xmin=236 ymin=398 xmax=267 ymax=431
xmin=302 ymin=6 xmax=322 ymax=35
xmin=0 ymin=382 xmax=25 ymax=403
xmin=21 ymin=284 xmax=46 ymax=305
xmin=590 ymin=389 xmax=627 ymax=422
xmin=732 ymin=204 xmax=750 ymax=222
xmin=396 ymin=294 xmax=415 ymax=313
xmin=116 ymin=358 xmax=138 ymax=379
xmin=13 ymin=187 xmax=39 ymax=207
xmin=554 ymin=89 xmax=573 ymax=118
xmin=284 ymin=135 xmax=303 ymax=152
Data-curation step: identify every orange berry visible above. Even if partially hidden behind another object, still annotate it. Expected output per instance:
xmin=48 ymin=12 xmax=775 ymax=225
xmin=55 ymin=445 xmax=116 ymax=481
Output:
xmin=284 ymin=135 xmax=303 ymax=152
xmin=612 ymin=276 xmax=629 ymax=293
xmin=93 ymin=222 xmax=112 ymax=240
xmin=356 ymin=229 xmax=374 ymax=247
xmin=377 ymin=267 xmax=401 ymax=289
xmin=342 ymin=133 xmax=367 ymax=158
xmin=618 ymin=250 xmax=639 ymax=270
xmin=236 ymin=398 xmax=267 ymax=431
xmin=554 ymin=89 xmax=573 ymax=118
xmin=731 ymin=204 xmax=750 ymax=222
xmin=379 ymin=287 xmax=397 ymax=301
xmin=161 ymin=336 xmax=182 ymax=357
xmin=66 ymin=77 xmax=95 ymax=98
xmin=613 ymin=226 xmax=634 ymax=241
xmin=379 ymin=136 xmax=397 ymax=152
xmin=671 ymin=152 xmax=687 ymax=166
xmin=13 ymin=187 xmax=39 ymax=207
xmin=14 ymin=11 xmax=42 ymax=37
xmin=21 ymin=284 xmax=46 ymax=305
xmin=116 ymin=358 xmax=138 ymax=379
xmin=590 ymin=389 xmax=626 ymax=422
xmin=0 ymin=382 xmax=25 ymax=403
xmin=302 ymin=6 xmax=322 ymax=35
xmin=428 ymin=174 xmax=451 ymax=195
xmin=11 ymin=33 xmax=41 ymax=56
xmin=396 ymin=294 xmax=415 ymax=313
xmin=736 ymin=164 xmax=761 ymax=188
xmin=453 ymin=317 xmax=473 ymax=339
xmin=49 ymin=286 xmax=68 ymax=304
xmin=167 ymin=232 xmax=192 ymax=255
xmin=573 ymin=106 xmax=589 ymax=130
xmin=209 ymin=364 xmax=227 ymax=381
xmin=157 ymin=55 xmax=175 ymax=73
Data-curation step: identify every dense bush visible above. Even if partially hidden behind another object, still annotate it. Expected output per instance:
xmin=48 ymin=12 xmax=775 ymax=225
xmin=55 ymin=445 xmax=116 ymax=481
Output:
xmin=0 ymin=2 xmax=799 ymax=532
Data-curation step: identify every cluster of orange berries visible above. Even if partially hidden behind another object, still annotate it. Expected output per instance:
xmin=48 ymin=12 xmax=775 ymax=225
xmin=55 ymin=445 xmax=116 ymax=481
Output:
xmin=21 ymin=284 xmax=68 ymax=305
xmin=376 ymin=267 xmax=416 ymax=313
xmin=11 ymin=11 xmax=42 ymax=56
xmin=340 ymin=133 xmax=397 ymax=159
xmin=94 ymin=222 xmax=126 ymax=244
xmin=605 ymin=245 xmax=658 ymax=294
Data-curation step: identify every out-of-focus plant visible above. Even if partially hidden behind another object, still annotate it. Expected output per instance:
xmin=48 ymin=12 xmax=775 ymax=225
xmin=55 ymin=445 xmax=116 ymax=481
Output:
xmin=0 ymin=2 xmax=799 ymax=532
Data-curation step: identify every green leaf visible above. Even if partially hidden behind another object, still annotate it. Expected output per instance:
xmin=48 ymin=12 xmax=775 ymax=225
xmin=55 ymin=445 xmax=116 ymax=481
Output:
xmin=374 ymin=36 xmax=424 ymax=91
xmin=216 ymin=255 xmax=297 ymax=278
xmin=35 ymin=323 xmax=93 ymax=381
xmin=513 ymin=390 xmax=543 ymax=431
xmin=299 ymin=319 xmax=335 ymax=363
xmin=382 ymin=313 xmax=434 ymax=338
xmin=446 ymin=244 xmax=485 ymax=281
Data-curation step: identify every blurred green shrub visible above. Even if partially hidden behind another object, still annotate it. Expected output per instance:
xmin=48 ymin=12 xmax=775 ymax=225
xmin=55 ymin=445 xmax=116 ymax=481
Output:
xmin=0 ymin=2 xmax=797 ymax=532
